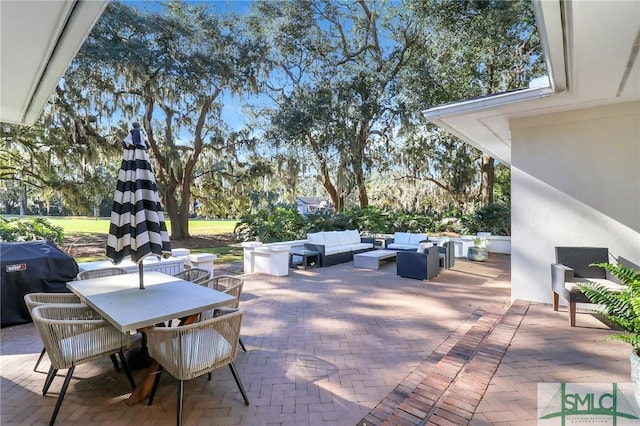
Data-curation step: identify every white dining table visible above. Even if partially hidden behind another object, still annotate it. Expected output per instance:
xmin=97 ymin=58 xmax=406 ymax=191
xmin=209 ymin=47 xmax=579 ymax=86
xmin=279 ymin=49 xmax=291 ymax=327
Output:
xmin=68 ymin=271 xmax=237 ymax=405
xmin=67 ymin=271 xmax=235 ymax=333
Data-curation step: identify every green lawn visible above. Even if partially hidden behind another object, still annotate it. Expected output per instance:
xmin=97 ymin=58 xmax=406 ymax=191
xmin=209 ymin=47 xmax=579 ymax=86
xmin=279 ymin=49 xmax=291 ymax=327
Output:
xmin=20 ymin=216 xmax=242 ymax=264
xmin=43 ymin=216 xmax=238 ymax=235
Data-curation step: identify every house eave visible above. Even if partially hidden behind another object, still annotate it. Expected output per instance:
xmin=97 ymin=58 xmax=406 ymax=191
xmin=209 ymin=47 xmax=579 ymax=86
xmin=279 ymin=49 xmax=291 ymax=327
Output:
xmin=421 ymin=86 xmax=556 ymax=122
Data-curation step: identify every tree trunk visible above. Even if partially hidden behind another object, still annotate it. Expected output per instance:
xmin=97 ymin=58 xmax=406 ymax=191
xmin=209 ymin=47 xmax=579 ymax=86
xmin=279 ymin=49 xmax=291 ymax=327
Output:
xmin=320 ymin=167 xmax=340 ymax=211
xmin=481 ymin=155 xmax=495 ymax=205
xmin=354 ymin=166 xmax=368 ymax=208
xmin=162 ymin=182 xmax=190 ymax=241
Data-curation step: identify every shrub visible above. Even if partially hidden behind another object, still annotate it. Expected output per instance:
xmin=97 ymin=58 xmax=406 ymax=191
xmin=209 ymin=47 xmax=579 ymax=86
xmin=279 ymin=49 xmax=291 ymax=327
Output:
xmin=461 ymin=203 xmax=510 ymax=236
xmin=234 ymin=208 xmax=304 ymax=243
xmin=303 ymin=210 xmax=354 ymax=233
xmin=0 ymin=216 xmax=64 ymax=245
xmin=578 ymin=263 xmax=640 ymax=348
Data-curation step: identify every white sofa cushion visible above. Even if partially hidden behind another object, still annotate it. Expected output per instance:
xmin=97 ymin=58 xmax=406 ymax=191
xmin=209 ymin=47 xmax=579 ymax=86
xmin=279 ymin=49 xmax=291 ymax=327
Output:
xmin=337 ymin=230 xmax=351 ymax=246
xmin=307 ymin=232 xmax=325 ymax=246
xmin=348 ymin=230 xmax=361 ymax=244
xmin=409 ymin=233 xmax=428 ymax=245
xmin=325 ymin=244 xmax=352 ymax=255
xmin=394 ymin=232 xmax=410 ymax=244
xmin=323 ymin=231 xmax=340 ymax=248
xmin=349 ymin=242 xmax=374 ymax=251
xmin=388 ymin=243 xmax=418 ymax=250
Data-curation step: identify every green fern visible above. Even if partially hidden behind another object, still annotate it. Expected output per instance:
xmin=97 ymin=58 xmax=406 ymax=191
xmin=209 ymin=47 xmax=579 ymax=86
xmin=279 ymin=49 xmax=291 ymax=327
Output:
xmin=577 ymin=262 xmax=640 ymax=348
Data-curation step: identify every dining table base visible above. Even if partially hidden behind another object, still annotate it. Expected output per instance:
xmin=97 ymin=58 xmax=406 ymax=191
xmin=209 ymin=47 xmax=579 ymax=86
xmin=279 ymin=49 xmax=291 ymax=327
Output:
xmin=125 ymin=345 xmax=153 ymax=370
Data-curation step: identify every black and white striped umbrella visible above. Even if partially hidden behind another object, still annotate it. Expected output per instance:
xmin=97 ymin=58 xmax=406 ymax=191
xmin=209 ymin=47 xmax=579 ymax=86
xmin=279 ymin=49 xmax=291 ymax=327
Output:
xmin=106 ymin=123 xmax=171 ymax=289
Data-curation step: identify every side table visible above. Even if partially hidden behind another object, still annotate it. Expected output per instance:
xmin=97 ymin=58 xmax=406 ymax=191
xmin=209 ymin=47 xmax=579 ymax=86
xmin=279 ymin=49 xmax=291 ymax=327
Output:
xmin=289 ymin=249 xmax=320 ymax=270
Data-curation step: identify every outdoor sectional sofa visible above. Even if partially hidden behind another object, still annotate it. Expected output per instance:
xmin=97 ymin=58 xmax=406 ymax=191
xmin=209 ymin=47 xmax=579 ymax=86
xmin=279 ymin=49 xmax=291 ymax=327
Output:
xmin=304 ymin=230 xmax=375 ymax=267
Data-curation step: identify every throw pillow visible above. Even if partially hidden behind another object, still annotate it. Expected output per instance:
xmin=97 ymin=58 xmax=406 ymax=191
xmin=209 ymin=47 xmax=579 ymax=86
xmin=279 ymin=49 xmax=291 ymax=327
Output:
xmin=416 ymin=242 xmax=433 ymax=253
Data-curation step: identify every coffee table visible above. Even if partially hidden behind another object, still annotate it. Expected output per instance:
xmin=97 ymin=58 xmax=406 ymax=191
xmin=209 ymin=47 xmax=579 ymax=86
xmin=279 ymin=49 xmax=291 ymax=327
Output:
xmin=290 ymin=249 xmax=320 ymax=270
xmin=353 ymin=249 xmax=397 ymax=269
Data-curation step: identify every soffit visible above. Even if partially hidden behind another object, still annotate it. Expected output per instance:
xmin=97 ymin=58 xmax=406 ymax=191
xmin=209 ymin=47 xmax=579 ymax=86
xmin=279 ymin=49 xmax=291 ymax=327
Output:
xmin=0 ymin=0 xmax=107 ymax=125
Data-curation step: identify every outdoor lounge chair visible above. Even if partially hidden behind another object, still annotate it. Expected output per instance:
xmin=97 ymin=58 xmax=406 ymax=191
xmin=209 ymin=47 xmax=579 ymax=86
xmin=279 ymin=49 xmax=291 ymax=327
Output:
xmin=200 ymin=275 xmax=246 ymax=351
xmin=172 ymin=267 xmax=210 ymax=284
xmin=551 ymin=246 xmax=625 ymax=326
xmin=24 ymin=293 xmax=82 ymax=372
xmin=31 ymin=303 xmax=135 ymax=425
xmin=438 ymin=241 xmax=455 ymax=269
xmin=77 ymin=267 xmax=126 ymax=280
xmin=396 ymin=246 xmax=440 ymax=280
xmin=146 ymin=308 xmax=248 ymax=425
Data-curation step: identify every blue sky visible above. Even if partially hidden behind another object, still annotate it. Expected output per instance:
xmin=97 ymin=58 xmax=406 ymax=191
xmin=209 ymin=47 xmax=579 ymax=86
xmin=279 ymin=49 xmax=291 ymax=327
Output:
xmin=130 ymin=1 xmax=259 ymax=132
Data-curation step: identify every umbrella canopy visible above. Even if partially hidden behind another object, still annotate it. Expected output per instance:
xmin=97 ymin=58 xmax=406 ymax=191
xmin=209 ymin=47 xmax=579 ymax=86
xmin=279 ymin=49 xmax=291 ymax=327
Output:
xmin=106 ymin=123 xmax=171 ymax=289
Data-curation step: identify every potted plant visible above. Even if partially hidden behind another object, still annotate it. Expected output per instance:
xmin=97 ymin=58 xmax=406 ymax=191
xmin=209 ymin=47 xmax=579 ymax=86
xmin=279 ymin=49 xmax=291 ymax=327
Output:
xmin=467 ymin=237 xmax=488 ymax=262
xmin=578 ymin=263 xmax=640 ymax=406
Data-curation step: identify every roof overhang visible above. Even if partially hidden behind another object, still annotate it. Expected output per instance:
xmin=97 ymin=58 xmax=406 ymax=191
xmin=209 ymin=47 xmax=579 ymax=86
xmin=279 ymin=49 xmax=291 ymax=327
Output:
xmin=0 ymin=0 xmax=108 ymax=126
xmin=422 ymin=0 xmax=640 ymax=164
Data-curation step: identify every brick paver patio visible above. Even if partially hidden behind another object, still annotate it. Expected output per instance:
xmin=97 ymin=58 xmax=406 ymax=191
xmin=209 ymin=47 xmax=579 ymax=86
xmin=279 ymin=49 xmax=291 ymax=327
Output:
xmin=0 ymin=254 xmax=632 ymax=425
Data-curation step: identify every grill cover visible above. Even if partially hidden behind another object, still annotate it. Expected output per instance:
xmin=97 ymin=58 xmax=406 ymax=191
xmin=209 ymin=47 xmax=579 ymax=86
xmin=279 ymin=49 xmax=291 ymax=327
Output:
xmin=1 ymin=240 xmax=79 ymax=327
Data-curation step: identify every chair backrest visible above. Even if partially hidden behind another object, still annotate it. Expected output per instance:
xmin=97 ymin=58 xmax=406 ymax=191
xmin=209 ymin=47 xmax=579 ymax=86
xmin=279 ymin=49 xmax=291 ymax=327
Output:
xmin=24 ymin=292 xmax=81 ymax=315
xmin=172 ymin=267 xmax=210 ymax=284
xmin=146 ymin=308 xmax=244 ymax=381
xmin=201 ymin=275 xmax=244 ymax=308
xmin=31 ymin=303 xmax=128 ymax=370
xmin=555 ymin=247 xmax=609 ymax=278
xmin=77 ymin=267 xmax=126 ymax=280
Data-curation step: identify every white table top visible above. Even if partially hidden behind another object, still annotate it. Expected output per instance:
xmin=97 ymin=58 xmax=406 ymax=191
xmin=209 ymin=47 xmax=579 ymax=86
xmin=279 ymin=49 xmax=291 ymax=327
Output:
xmin=354 ymin=249 xmax=397 ymax=259
xmin=67 ymin=271 xmax=235 ymax=333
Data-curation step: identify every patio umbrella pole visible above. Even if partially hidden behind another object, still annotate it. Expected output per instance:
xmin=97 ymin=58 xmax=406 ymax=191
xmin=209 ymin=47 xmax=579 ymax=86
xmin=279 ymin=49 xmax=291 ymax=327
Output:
xmin=138 ymin=262 xmax=145 ymax=290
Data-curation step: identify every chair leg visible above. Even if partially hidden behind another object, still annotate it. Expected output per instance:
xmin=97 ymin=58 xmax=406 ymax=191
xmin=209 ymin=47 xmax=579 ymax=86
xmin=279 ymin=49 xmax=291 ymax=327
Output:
xmin=570 ymin=302 xmax=577 ymax=327
xmin=177 ymin=380 xmax=184 ymax=426
xmin=49 ymin=367 xmax=74 ymax=426
xmin=552 ymin=292 xmax=559 ymax=311
xmin=34 ymin=347 xmax=47 ymax=372
xmin=43 ymin=367 xmax=58 ymax=395
xmin=109 ymin=354 xmax=121 ymax=372
xmin=239 ymin=337 xmax=247 ymax=352
xmin=228 ymin=363 xmax=249 ymax=406
xmin=148 ymin=365 xmax=164 ymax=406
xmin=118 ymin=350 xmax=136 ymax=389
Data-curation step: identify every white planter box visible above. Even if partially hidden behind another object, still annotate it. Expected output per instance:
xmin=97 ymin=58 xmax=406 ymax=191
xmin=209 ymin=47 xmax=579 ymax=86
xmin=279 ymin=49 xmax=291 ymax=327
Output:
xmin=487 ymin=236 xmax=511 ymax=254
xmin=242 ymin=241 xmax=292 ymax=276
xmin=78 ymin=256 xmax=185 ymax=276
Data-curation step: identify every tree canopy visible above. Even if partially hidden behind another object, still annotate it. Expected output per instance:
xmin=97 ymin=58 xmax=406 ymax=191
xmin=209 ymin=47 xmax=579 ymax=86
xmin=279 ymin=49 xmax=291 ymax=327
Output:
xmin=1 ymin=0 xmax=544 ymax=232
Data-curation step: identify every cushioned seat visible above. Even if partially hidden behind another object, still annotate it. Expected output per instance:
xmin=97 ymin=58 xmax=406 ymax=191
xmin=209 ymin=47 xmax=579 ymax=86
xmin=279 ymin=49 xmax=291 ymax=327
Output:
xmin=386 ymin=232 xmax=429 ymax=251
xmin=551 ymin=246 xmax=622 ymax=326
xmin=146 ymin=309 xmax=248 ymax=425
xmin=396 ymin=246 xmax=440 ymax=280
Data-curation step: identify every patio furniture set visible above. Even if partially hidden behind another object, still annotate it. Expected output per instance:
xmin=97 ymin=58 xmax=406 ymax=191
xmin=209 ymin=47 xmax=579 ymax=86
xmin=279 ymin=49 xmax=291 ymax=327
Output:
xmin=291 ymin=230 xmax=455 ymax=280
xmin=24 ymin=268 xmax=249 ymax=426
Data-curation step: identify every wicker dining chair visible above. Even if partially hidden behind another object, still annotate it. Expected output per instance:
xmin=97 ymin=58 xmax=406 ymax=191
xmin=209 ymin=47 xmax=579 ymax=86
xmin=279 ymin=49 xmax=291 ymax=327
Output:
xmin=24 ymin=293 xmax=83 ymax=372
xmin=172 ymin=267 xmax=210 ymax=284
xmin=31 ymin=303 xmax=135 ymax=425
xmin=77 ymin=267 xmax=126 ymax=280
xmin=200 ymin=275 xmax=246 ymax=351
xmin=146 ymin=308 xmax=248 ymax=426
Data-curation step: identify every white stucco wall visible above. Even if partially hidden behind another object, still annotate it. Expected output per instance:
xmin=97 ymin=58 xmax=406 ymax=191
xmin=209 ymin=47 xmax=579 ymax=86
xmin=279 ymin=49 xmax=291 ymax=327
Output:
xmin=510 ymin=101 xmax=640 ymax=303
